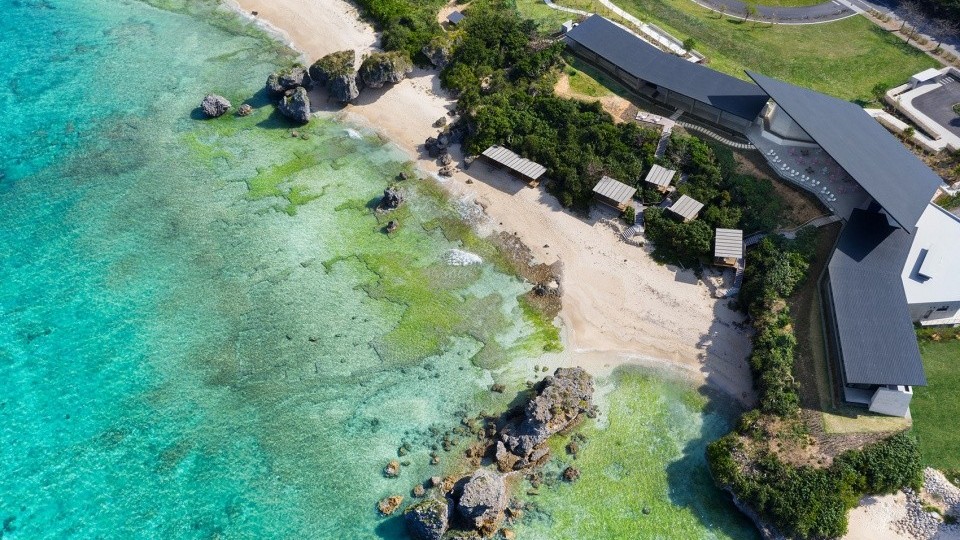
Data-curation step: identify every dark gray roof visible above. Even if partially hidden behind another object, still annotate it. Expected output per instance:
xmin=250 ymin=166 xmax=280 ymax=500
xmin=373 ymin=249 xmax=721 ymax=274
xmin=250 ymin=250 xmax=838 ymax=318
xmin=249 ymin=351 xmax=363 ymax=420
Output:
xmin=447 ymin=11 xmax=465 ymax=24
xmin=827 ymin=209 xmax=926 ymax=387
xmin=593 ymin=175 xmax=636 ymax=204
xmin=566 ymin=16 xmax=770 ymax=120
xmin=747 ymin=72 xmax=944 ymax=231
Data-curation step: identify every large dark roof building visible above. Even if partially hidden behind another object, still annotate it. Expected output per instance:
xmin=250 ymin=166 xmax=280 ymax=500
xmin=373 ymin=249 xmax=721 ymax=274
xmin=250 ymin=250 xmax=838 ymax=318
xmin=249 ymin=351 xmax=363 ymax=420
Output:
xmin=748 ymin=72 xmax=944 ymax=231
xmin=565 ymin=15 xmax=770 ymax=122
xmin=822 ymin=209 xmax=927 ymax=389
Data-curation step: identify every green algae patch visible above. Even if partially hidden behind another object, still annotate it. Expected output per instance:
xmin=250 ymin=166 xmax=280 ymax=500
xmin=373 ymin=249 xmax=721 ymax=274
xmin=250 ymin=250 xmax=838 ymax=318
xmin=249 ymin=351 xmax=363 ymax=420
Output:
xmin=516 ymin=369 xmax=758 ymax=540
xmin=518 ymin=296 xmax=562 ymax=353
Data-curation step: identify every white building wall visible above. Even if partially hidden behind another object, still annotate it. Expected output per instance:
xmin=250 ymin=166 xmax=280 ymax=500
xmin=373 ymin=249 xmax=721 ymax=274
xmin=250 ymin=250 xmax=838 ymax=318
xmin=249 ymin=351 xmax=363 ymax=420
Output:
xmin=869 ymin=386 xmax=913 ymax=417
xmin=764 ymin=103 xmax=815 ymax=143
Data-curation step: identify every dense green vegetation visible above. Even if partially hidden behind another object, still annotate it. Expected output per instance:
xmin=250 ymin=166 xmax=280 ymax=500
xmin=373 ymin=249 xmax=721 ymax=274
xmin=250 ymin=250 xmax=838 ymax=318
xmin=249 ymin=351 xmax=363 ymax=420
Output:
xmin=709 ymin=431 xmax=923 ymax=538
xmin=643 ymin=135 xmax=783 ymax=267
xmin=740 ymin=234 xmax=813 ymax=416
xmin=912 ymin=328 xmax=960 ymax=473
xmin=352 ymin=0 xmax=448 ymax=57
xmin=442 ymin=4 xmax=661 ymax=208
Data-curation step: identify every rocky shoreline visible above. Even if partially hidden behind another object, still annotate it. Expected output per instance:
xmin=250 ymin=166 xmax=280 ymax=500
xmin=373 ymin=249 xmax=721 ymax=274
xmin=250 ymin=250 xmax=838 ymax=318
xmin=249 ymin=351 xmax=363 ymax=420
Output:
xmin=376 ymin=368 xmax=596 ymax=539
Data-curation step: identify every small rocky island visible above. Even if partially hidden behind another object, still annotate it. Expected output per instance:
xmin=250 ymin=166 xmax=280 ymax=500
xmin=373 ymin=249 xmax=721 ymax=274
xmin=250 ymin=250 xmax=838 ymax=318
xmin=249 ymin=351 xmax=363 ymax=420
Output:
xmin=381 ymin=368 xmax=595 ymax=539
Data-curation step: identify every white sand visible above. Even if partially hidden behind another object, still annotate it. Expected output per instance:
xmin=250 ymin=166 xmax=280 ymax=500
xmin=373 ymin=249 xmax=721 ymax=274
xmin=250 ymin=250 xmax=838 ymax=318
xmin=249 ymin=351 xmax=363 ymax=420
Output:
xmin=227 ymin=0 xmax=755 ymax=404
xmin=845 ymin=494 xmax=910 ymax=540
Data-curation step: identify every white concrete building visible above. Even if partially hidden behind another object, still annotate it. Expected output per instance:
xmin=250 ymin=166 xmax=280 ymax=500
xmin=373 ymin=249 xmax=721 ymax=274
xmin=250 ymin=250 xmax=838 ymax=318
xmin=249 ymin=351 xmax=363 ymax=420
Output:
xmin=902 ymin=204 xmax=960 ymax=326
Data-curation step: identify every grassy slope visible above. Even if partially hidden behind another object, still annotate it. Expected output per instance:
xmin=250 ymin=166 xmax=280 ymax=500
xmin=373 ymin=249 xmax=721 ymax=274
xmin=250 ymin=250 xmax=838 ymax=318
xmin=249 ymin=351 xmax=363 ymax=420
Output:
xmin=912 ymin=336 xmax=960 ymax=471
xmin=518 ymin=0 xmax=936 ymax=102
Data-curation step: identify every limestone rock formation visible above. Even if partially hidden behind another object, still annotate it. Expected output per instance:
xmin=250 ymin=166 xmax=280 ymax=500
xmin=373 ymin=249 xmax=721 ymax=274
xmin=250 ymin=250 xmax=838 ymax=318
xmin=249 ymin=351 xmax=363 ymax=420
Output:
xmin=404 ymin=498 xmax=451 ymax=540
xmin=237 ymin=103 xmax=253 ymax=117
xmin=422 ymin=34 xmax=457 ymax=69
xmin=359 ymin=51 xmax=413 ymax=88
xmin=277 ymin=86 xmax=311 ymax=124
xmin=456 ymin=469 xmax=508 ymax=534
xmin=200 ymin=94 xmax=231 ymax=118
xmin=384 ymin=459 xmax=401 ymax=478
xmin=266 ymin=66 xmax=309 ymax=97
xmin=309 ymin=50 xmax=360 ymax=102
xmin=380 ymin=187 xmax=404 ymax=210
xmin=501 ymin=367 xmax=594 ymax=462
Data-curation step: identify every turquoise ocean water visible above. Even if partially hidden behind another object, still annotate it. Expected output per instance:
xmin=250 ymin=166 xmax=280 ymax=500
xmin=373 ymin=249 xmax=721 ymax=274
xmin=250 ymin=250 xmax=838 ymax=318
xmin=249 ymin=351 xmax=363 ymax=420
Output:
xmin=0 ymin=1 xmax=756 ymax=538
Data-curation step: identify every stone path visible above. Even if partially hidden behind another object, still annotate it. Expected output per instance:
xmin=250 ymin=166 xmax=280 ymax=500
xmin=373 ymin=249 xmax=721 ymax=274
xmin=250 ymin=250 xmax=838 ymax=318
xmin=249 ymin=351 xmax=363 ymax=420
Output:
xmin=676 ymin=121 xmax=754 ymax=149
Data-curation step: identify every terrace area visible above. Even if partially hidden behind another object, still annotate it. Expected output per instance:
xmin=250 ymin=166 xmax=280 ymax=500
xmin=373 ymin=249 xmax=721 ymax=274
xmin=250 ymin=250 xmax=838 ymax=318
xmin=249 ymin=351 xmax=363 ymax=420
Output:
xmin=746 ymin=126 xmax=871 ymax=220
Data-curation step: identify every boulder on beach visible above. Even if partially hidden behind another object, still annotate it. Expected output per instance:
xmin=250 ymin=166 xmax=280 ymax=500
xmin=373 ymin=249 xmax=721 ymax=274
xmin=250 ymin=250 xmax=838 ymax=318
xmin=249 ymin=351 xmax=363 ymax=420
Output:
xmin=277 ymin=86 xmax=311 ymax=124
xmin=501 ymin=367 xmax=594 ymax=460
xmin=457 ymin=469 xmax=508 ymax=534
xmin=309 ymin=50 xmax=360 ymax=102
xmin=359 ymin=51 xmax=413 ymax=88
xmin=200 ymin=94 xmax=231 ymax=118
xmin=266 ymin=65 xmax=309 ymax=96
xmin=404 ymin=498 xmax=451 ymax=540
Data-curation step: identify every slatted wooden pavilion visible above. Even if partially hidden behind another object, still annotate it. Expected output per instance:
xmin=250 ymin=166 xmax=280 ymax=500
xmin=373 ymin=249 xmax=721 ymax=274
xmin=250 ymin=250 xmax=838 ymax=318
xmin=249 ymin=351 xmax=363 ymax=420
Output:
xmin=592 ymin=175 xmax=637 ymax=211
xmin=480 ymin=145 xmax=547 ymax=185
xmin=713 ymin=228 xmax=743 ymax=267
xmin=666 ymin=194 xmax=704 ymax=222
xmin=643 ymin=164 xmax=677 ymax=193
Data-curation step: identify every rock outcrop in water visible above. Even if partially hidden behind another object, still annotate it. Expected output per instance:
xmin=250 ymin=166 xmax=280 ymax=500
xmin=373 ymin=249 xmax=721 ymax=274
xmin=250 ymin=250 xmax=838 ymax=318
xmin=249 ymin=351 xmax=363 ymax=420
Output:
xmin=379 ymin=187 xmax=404 ymax=210
xmin=499 ymin=367 xmax=594 ymax=467
xmin=277 ymin=86 xmax=311 ymax=124
xmin=456 ymin=469 xmax=508 ymax=534
xmin=404 ymin=498 xmax=451 ymax=540
xmin=359 ymin=51 xmax=413 ymax=88
xmin=309 ymin=50 xmax=360 ymax=103
xmin=200 ymin=94 xmax=231 ymax=118
xmin=266 ymin=66 xmax=309 ymax=97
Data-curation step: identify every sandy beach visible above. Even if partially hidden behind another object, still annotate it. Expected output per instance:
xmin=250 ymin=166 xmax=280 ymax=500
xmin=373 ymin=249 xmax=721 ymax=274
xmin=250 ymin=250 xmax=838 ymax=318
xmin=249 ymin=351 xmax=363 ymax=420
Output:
xmin=229 ymin=0 xmax=754 ymax=403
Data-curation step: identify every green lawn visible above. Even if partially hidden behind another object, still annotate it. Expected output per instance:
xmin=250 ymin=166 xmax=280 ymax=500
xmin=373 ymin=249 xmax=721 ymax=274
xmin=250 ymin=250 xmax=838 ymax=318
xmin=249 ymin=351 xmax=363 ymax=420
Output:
xmin=912 ymin=333 xmax=960 ymax=472
xmin=614 ymin=0 xmax=938 ymax=101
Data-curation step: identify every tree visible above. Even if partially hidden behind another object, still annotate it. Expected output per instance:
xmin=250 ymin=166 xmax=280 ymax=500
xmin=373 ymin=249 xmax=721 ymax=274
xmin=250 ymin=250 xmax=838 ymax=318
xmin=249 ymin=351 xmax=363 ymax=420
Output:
xmin=929 ymin=18 xmax=960 ymax=50
xmin=743 ymin=3 xmax=758 ymax=21
xmin=953 ymin=103 xmax=960 ymax=117
xmin=682 ymin=37 xmax=697 ymax=51
xmin=871 ymin=82 xmax=891 ymax=104
xmin=899 ymin=0 xmax=928 ymax=44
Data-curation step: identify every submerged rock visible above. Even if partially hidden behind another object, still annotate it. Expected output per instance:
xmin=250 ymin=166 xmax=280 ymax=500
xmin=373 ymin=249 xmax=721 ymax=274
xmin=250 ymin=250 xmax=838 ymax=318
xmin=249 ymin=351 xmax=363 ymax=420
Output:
xmin=359 ymin=51 xmax=413 ymax=88
xmin=404 ymin=498 xmax=451 ymax=540
xmin=266 ymin=66 xmax=309 ymax=96
xmin=386 ymin=220 xmax=399 ymax=234
xmin=562 ymin=466 xmax=581 ymax=482
xmin=277 ymin=86 xmax=311 ymax=124
xmin=310 ymin=50 xmax=360 ymax=102
xmin=200 ymin=94 xmax=231 ymax=118
xmin=457 ymin=469 xmax=508 ymax=534
xmin=237 ymin=103 xmax=253 ymax=117
xmin=384 ymin=459 xmax=401 ymax=478
xmin=378 ymin=495 xmax=404 ymax=515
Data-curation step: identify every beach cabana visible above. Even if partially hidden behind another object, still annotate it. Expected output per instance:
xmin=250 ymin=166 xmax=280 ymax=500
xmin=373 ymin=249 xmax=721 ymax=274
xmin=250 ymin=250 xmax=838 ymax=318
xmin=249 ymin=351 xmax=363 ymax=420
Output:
xmin=447 ymin=11 xmax=465 ymax=25
xmin=714 ymin=228 xmax=743 ymax=267
xmin=643 ymin=164 xmax=677 ymax=193
xmin=480 ymin=145 xmax=547 ymax=185
xmin=592 ymin=176 xmax=637 ymax=211
xmin=666 ymin=194 xmax=703 ymax=222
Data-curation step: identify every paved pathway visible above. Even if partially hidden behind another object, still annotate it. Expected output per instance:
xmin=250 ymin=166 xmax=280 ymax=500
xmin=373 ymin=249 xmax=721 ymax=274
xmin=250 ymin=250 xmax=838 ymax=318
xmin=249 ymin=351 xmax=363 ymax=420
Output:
xmin=543 ymin=0 xmax=589 ymax=16
xmin=689 ymin=0 xmax=858 ymax=24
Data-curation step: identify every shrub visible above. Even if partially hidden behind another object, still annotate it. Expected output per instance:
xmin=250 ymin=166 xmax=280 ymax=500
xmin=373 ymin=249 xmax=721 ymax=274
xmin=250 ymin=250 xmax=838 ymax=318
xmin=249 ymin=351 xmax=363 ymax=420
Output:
xmin=622 ymin=205 xmax=636 ymax=224
xmin=953 ymin=103 xmax=960 ymax=117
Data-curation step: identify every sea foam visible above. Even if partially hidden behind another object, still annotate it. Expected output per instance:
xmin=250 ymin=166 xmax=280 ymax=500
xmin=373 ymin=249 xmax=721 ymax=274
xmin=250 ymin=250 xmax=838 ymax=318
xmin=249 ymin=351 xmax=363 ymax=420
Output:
xmin=444 ymin=249 xmax=483 ymax=266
